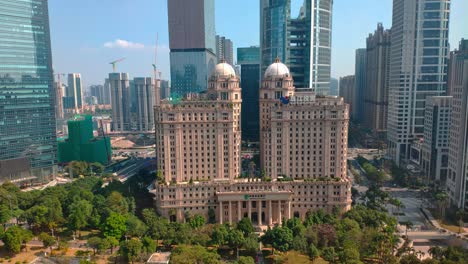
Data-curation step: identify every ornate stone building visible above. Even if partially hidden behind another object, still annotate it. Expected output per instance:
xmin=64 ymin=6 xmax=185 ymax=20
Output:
xmin=153 ymin=60 xmax=351 ymax=225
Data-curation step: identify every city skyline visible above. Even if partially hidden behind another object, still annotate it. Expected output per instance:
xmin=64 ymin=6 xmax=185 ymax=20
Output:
xmin=49 ymin=0 xmax=468 ymax=85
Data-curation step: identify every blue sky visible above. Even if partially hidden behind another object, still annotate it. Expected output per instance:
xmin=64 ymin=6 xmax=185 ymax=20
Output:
xmin=49 ymin=0 xmax=468 ymax=85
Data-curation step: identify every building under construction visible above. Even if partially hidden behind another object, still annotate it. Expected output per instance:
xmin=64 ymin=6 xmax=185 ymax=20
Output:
xmin=58 ymin=115 xmax=112 ymax=165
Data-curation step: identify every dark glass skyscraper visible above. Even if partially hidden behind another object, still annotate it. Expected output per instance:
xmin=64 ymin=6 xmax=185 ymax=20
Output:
xmin=238 ymin=47 xmax=261 ymax=142
xmin=167 ymin=0 xmax=216 ymax=96
xmin=0 ymin=0 xmax=57 ymax=183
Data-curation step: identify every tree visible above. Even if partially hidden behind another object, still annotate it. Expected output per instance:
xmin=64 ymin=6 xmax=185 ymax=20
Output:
xmin=236 ymin=256 xmax=255 ymax=264
xmin=87 ymin=236 xmax=102 ymax=256
xmin=170 ymin=245 xmax=221 ymax=264
xmin=102 ymin=212 xmax=127 ymax=239
xmin=262 ymin=226 xmax=293 ymax=252
xmin=2 ymin=226 xmax=33 ymax=254
xmin=106 ymin=236 xmax=119 ymax=254
xmin=339 ymin=244 xmax=362 ymax=264
xmin=142 ymin=209 xmax=169 ymax=240
xmin=68 ymin=199 xmax=92 ymax=237
xmin=428 ymin=246 xmax=445 ymax=260
xmin=308 ymin=244 xmax=320 ymax=260
xmin=119 ymin=239 xmax=143 ymax=264
xmin=227 ymin=229 xmax=245 ymax=259
xmin=285 ymin=217 xmax=305 ymax=237
xmin=141 ymin=236 xmax=156 ymax=255
xmin=106 ymin=191 xmax=129 ymax=215
xmin=66 ymin=161 xmax=89 ymax=177
xmin=399 ymin=254 xmax=422 ymax=264
xmin=435 ymin=192 xmax=449 ymax=219
xmin=455 ymin=209 xmax=465 ymax=234
xmin=211 ymin=224 xmax=228 ymax=246
xmin=90 ymin=162 xmax=105 ymax=175
xmin=208 ymin=207 xmax=216 ymax=224
xmin=242 ymin=233 xmax=259 ymax=255
xmin=38 ymin=232 xmax=56 ymax=254
xmin=291 ymin=235 xmax=308 ymax=253
xmin=125 ymin=214 xmax=148 ymax=238
xmin=322 ymin=247 xmax=337 ymax=263
xmin=236 ymin=217 xmax=254 ymax=237
xmin=188 ymin=214 xmax=205 ymax=229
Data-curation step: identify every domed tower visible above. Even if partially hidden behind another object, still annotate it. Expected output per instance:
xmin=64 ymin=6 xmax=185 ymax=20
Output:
xmin=207 ymin=60 xmax=242 ymax=180
xmin=259 ymin=59 xmax=295 ymax=173
xmin=208 ymin=60 xmax=242 ymax=104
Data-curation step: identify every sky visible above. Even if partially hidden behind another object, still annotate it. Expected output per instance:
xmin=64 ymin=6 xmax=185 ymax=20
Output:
xmin=49 ymin=0 xmax=468 ymax=86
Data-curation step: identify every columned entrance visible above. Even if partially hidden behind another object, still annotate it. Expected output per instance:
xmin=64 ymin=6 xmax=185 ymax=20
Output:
xmin=216 ymin=190 xmax=292 ymax=226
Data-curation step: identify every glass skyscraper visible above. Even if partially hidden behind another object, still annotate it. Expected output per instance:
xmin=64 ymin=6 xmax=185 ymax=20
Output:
xmin=387 ymin=0 xmax=451 ymax=165
xmin=167 ymin=0 xmax=216 ymax=96
xmin=238 ymin=47 xmax=261 ymax=142
xmin=261 ymin=0 xmax=333 ymax=94
xmin=260 ymin=0 xmax=290 ymax=75
xmin=0 ymin=0 xmax=57 ymax=183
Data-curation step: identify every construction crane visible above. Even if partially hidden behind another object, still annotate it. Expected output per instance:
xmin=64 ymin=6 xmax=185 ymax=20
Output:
xmin=109 ymin=57 xmax=126 ymax=72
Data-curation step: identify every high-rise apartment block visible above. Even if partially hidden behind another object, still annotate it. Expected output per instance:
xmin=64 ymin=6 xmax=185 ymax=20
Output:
xmin=364 ymin=24 xmax=391 ymax=138
xmin=167 ymin=0 xmax=216 ymax=96
xmin=387 ymin=0 xmax=451 ymax=166
xmin=447 ymin=39 xmax=468 ymax=210
xmin=0 ymin=0 xmax=57 ymax=184
xmin=90 ymin=84 xmax=111 ymax=105
xmin=153 ymin=61 xmax=351 ymax=224
xmin=216 ymin=35 xmax=234 ymax=65
xmin=134 ymin=77 xmax=156 ymax=132
xmin=421 ymin=96 xmax=452 ymax=184
xmin=64 ymin=73 xmax=83 ymax=113
xmin=339 ymin=75 xmax=355 ymax=116
xmin=261 ymin=0 xmax=333 ymax=94
xmin=354 ymin=49 xmax=367 ymax=122
xmin=109 ymin=73 xmax=131 ymax=132
xmin=238 ymin=46 xmax=261 ymax=142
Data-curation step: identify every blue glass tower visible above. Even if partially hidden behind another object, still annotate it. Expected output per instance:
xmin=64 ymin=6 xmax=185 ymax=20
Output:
xmin=0 ymin=0 xmax=57 ymax=183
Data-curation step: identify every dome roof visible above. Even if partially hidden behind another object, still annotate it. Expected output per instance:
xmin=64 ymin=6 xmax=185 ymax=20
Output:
xmin=264 ymin=58 xmax=290 ymax=78
xmin=212 ymin=61 xmax=236 ymax=77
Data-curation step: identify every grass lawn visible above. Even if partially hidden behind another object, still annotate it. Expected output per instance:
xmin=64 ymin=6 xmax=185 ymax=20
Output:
xmin=439 ymin=222 xmax=463 ymax=233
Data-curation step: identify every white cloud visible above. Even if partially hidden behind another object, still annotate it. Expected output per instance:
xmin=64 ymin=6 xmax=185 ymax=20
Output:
xmin=103 ymin=39 xmax=145 ymax=49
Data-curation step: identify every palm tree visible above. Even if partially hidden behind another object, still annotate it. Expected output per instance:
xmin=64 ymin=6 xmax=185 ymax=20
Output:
xmin=428 ymin=246 xmax=445 ymax=260
xmin=435 ymin=192 xmax=449 ymax=220
xmin=455 ymin=209 xmax=465 ymax=234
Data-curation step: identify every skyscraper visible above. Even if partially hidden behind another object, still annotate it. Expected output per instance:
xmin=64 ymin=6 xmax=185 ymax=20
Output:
xmin=216 ymin=35 xmax=234 ymax=65
xmin=134 ymin=77 xmax=155 ymax=132
xmin=109 ymin=73 xmax=131 ymax=132
xmin=354 ymin=49 xmax=367 ymax=122
xmin=447 ymin=39 xmax=468 ymax=209
xmin=387 ymin=0 xmax=450 ymax=166
xmin=421 ymin=96 xmax=452 ymax=184
xmin=64 ymin=73 xmax=83 ymax=113
xmin=364 ymin=24 xmax=391 ymax=138
xmin=238 ymin=46 xmax=261 ymax=142
xmin=0 ymin=0 xmax=57 ymax=183
xmin=329 ymin=78 xmax=339 ymax=96
xmin=339 ymin=75 xmax=355 ymax=116
xmin=261 ymin=0 xmax=333 ymax=94
xmin=260 ymin=0 xmax=290 ymax=75
xmin=167 ymin=0 xmax=216 ymax=96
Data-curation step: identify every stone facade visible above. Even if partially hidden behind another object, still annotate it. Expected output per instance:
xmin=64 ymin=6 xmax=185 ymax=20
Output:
xmin=153 ymin=60 xmax=352 ymax=224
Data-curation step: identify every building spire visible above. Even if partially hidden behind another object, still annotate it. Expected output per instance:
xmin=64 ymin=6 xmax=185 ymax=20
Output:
xmin=274 ymin=56 xmax=281 ymax=63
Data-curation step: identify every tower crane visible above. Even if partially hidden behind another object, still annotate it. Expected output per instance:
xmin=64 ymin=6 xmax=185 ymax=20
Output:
xmin=109 ymin=57 xmax=126 ymax=72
